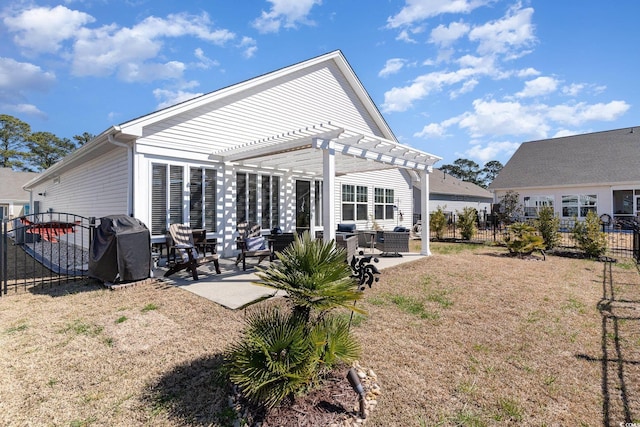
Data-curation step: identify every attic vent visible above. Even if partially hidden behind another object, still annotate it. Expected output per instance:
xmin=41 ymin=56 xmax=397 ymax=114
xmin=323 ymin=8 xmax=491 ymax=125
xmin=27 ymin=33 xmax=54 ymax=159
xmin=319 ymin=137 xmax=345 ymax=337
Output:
xmin=53 ymin=177 xmax=60 ymax=184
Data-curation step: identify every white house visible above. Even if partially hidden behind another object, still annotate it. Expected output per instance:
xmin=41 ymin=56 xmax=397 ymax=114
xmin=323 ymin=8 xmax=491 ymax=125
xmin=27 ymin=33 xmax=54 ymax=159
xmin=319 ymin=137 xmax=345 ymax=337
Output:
xmin=412 ymin=168 xmax=492 ymax=223
xmin=489 ymin=126 xmax=640 ymax=225
xmin=0 ymin=168 xmax=39 ymax=222
xmin=23 ymin=50 xmax=441 ymax=256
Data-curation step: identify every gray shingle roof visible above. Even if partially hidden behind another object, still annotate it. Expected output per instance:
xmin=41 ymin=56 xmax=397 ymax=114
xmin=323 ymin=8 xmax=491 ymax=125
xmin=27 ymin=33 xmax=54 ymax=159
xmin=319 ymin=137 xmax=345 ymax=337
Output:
xmin=489 ymin=126 xmax=640 ymax=190
xmin=428 ymin=168 xmax=493 ymax=199
xmin=0 ymin=168 xmax=39 ymax=201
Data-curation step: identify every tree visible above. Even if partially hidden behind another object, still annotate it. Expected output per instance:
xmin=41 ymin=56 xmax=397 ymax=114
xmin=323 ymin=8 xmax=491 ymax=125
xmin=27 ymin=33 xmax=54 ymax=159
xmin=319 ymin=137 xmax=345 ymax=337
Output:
xmin=497 ymin=190 xmax=523 ymax=224
xmin=25 ymin=132 xmax=77 ymax=171
xmin=0 ymin=114 xmax=31 ymax=169
xmin=440 ymin=158 xmax=503 ymax=188
xmin=481 ymin=160 xmax=503 ymax=187
xmin=73 ymin=132 xmax=94 ymax=146
xmin=440 ymin=158 xmax=482 ymax=186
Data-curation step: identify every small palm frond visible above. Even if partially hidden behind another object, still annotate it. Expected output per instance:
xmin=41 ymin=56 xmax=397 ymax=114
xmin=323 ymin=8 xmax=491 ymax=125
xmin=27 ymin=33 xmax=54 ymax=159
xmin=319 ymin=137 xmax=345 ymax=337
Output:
xmin=227 ymin=307 xmax=318 ymax=409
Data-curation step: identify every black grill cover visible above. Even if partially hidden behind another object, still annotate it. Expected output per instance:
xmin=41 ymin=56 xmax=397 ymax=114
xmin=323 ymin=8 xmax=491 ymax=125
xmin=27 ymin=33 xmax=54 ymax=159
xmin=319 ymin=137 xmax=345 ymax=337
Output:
xmin=89 ymin=215 xmax=151 ymax=283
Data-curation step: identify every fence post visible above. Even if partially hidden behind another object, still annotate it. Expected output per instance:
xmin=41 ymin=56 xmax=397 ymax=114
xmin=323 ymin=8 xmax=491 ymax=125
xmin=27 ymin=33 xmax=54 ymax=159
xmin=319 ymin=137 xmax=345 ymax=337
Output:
xmin=1 ymin=219 xmax=6 ymax=296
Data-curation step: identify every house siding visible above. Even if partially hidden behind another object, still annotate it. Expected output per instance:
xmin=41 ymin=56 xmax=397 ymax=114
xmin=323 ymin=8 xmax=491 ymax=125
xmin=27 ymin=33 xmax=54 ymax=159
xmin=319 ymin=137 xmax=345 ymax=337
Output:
xmin=30 ymin=146 xmax=129 ymax=219
xmin=334 ymin=168 xmax=413 ymax=230
xmin=134 ymin=62 xmax=382 ymax=156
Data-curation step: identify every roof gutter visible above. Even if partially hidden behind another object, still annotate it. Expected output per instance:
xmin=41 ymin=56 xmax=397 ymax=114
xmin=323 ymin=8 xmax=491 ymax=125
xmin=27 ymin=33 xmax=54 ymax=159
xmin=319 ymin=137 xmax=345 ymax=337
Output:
xmin=108 ymin=131 xmax=134 ymax=216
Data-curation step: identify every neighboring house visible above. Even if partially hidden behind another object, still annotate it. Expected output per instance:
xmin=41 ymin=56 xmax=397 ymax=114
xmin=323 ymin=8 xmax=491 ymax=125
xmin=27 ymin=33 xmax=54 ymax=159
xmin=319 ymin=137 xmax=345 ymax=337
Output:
xmin=0 ymin=168 xmax=39 ymax=221
xmin=23 ymin=50 xmax=441 ymax=256
xmin=411 ymin=168 xmax=493 ymax=222
xmin=489 ymin=126 xmax=640 ymax=224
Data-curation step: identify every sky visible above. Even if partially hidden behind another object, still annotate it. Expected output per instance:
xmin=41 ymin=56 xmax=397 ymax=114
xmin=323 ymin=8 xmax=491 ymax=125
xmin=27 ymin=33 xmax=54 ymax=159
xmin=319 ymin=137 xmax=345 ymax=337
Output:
xmin=1 ymin=0 xmax=638 ymax=167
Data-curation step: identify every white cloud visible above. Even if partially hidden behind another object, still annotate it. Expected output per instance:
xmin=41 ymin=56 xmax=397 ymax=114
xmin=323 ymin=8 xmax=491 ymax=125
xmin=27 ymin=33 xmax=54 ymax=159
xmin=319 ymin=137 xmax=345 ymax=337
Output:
xmin=547 ymin=100 xmax=630 ymax=126
xmin=0 ymin=57 xmax=55 ymax=116
xmin=517 ymin=67 xmax=540 ymax=78
xmin=2 ymin=103 xmax=47 ymax=118
xmin=253 ymin=0 xmax=321 ymax=34
xmin=414 ymin=123 xmax=448 ymax=138
xmin=516 ymin=76 xmax=559 ymax=98
xmin=463 ymin=140 xmax=520 ymax=163
xmin=3 ymin=5 xmax=94 ymax=54
xmin=457 ymin=98 xmax=550 ymax=138
xmin=468 ymin=4 xmax=536 ymax=58
xmin=429 ymin=21 xmax=470 ymax=47
xmin=238 ymin=37 xmax=258 ymax=59
xmin=561 ymin=83 xmax=585 ymax=97
xmin=450 ymin=78 xmax=478 ymax=98
xmin=387 ymin=0 xmax=490 ymax=29
xmin=153 ymin=86 xmax=204 ymax=110
xmin=396 ymin=29 xmax=417 ymax=43
xmin=69 ymin=12 xmax=235 ymax=80
xmin=379 ymin=58 xmax=406 ymax=77
xmin=193 ymin=48 xmax=220 ymax=69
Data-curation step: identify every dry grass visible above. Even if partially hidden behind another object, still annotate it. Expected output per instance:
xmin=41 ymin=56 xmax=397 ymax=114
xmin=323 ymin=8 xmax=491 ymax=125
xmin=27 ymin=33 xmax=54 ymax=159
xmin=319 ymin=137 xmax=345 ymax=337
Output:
xmin=1 ymin=243 xmax=639 ymax=426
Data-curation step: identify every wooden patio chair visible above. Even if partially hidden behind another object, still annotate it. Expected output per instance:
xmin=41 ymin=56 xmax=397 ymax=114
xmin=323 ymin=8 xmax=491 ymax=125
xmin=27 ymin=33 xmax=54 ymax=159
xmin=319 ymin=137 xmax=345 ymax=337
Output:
xmin=235 ymin=221 xmax=272 ymax=271
xmin=164 ymin=224 xmax=221 ymax=280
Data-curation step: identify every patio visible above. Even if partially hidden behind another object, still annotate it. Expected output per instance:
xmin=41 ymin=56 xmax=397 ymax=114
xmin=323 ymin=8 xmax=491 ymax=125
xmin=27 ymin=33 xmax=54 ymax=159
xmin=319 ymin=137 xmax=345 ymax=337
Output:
xmin=153 ymin=249 xmax=425 ymax=309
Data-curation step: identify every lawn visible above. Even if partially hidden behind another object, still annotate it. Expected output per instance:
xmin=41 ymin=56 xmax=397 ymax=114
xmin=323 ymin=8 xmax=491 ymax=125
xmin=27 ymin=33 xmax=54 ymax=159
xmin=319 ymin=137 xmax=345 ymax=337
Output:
xmin=0 ymin=243 xmax=638 ymax=426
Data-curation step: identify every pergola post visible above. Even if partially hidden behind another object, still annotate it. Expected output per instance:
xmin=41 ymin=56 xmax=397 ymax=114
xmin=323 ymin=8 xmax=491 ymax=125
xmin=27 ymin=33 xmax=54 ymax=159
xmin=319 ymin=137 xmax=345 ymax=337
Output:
xmin=420 ymin=170 xmax=431 ymax=256
xmin=321 ymin=140 xmax=336 ymax=242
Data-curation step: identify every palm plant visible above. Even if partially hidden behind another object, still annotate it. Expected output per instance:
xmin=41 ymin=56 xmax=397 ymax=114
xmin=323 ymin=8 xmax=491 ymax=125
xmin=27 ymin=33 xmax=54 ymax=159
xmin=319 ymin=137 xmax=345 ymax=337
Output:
xmin=227 ymin=231 xmax=364 ymax=409
xmin=255 ymin=231 xmax=364 ymax=321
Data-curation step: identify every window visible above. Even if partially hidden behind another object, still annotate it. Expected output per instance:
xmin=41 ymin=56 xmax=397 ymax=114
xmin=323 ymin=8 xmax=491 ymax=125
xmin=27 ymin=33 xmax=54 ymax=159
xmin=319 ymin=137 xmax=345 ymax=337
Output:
xmin=237 ymin=172 xmax=280 ymax=227
xmin=374 ymin=187 xmax=394 ymax=220
xmin=523 ymin=195 xmax=554 ymax=217
xmin=341 ymin=185 xmax=368 ymax=221
xmin=151 ymin=164 xmax=184 ymax=235
xmin=261 ymin=175 xmax=280 ymax=229
xmin=189 ymin=167 xmax=216 ymax=231
xmin=315 ymin=181 xmax=323 ymax=226
xmin=562 ymin=194 xmax=597 ymax=218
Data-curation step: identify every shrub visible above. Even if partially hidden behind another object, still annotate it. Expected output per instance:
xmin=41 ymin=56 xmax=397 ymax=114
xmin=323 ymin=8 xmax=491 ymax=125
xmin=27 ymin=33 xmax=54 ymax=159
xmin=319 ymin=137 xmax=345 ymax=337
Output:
xmin=227 ymin=232 xmax=363 ymax=409
xmin=456 ymin=207 xmax=477 ymax=240
xmin=503 ymin=222 xmax=545 ymax=257
xmin=533 ymin=206 xmax=560 ymax=250
xmin=430 ymin=206 xmax=447 ymax=240
xmin=571 ymin=211 xmax=607 ymax=258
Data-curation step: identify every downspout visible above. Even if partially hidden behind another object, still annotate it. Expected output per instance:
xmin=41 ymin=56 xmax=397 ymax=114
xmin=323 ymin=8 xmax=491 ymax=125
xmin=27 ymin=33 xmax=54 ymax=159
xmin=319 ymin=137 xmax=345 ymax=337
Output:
xmin=108 ymin=133 xmax=134 ymax=216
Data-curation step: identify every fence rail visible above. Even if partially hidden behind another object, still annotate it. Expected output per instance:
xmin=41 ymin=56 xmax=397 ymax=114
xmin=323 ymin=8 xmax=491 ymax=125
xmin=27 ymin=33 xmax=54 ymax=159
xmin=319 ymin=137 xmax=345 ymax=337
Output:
xmin=1 ymin=212 xmax=93 ymax=296
xmin=426 ymin=214 xmax=639 ymax=261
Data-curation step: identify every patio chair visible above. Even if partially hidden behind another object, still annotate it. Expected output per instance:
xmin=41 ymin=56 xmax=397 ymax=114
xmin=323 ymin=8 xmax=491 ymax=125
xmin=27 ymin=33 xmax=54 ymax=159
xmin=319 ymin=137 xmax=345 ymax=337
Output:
xmin=164 ymin=224 xmax=221 ymax=280
xmin=336 ymin=234 xmax=358 ymax=263
xmin=235 ymin=221 xmax=272 ymax=271
xmin=376 ymin=231 xmax=410 ymax=257
xmin=271 ymin=232 xmax=296 ymax=255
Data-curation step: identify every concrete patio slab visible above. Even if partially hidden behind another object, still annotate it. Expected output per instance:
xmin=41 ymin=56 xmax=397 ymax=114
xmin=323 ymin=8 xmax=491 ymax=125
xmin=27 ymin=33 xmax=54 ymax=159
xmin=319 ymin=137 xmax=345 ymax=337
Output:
xmin=153 ymin=250 xmax=426 ymax=310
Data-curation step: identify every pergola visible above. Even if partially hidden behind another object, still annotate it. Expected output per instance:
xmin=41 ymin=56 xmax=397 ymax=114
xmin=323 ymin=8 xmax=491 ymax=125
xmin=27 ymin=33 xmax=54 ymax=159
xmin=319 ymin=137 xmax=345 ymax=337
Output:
xmin=210 ymin=122 xmax=441 ymax=255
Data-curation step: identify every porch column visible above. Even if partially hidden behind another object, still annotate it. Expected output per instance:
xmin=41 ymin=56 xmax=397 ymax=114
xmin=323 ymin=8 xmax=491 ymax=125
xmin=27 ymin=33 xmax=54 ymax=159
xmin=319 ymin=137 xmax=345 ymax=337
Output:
xmin=322 ymin=140 xmax=336 ymax=242
xmin=420 ymin=170 xmax=431 ymax=256
xmin=221 ymin=162 xmax=236 ymax=257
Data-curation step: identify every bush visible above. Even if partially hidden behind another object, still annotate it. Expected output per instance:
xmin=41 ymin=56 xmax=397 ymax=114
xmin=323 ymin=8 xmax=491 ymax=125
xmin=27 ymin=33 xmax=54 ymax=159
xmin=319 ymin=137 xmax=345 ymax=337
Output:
xmin=571 ymin=211 xmax=608 ymax=258
xmin=227 ymin=232 xmax=363 ymax=409
xmin=533 ymin=206 xmax=560 ymax=250
xmin=503 ymin=222 xmax=545 ymax=257
xmin=456 ymin=207 xmax=477 ymax=240
xmin=430 ymin=206 xmax=447 ymax=240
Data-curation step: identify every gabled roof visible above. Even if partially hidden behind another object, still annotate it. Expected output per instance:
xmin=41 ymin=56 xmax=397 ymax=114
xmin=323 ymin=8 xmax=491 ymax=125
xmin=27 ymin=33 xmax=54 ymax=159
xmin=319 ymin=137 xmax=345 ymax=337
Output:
xmin=489 ymin=126 xmax=640 ymax=190
xmin=0 ymin=168 xmax=39 ymax=200
xmin=429 ymin=169 xmax=493 ymax=198
xmin=410 ymin=168 xmax=492 ymax=199
xmin=118 ymin=50 xmax=395 ymax=140
xmin=25 ymin=50 xmax=440 ymax=189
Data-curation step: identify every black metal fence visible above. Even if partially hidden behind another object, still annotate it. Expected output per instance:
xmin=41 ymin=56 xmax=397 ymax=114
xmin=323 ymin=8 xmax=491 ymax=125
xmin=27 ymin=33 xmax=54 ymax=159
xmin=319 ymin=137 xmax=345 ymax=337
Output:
xmin=426 ymin=213 xmax=639 ymax=261
xmin=0 ymin=212 xmax=93 ymax=296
